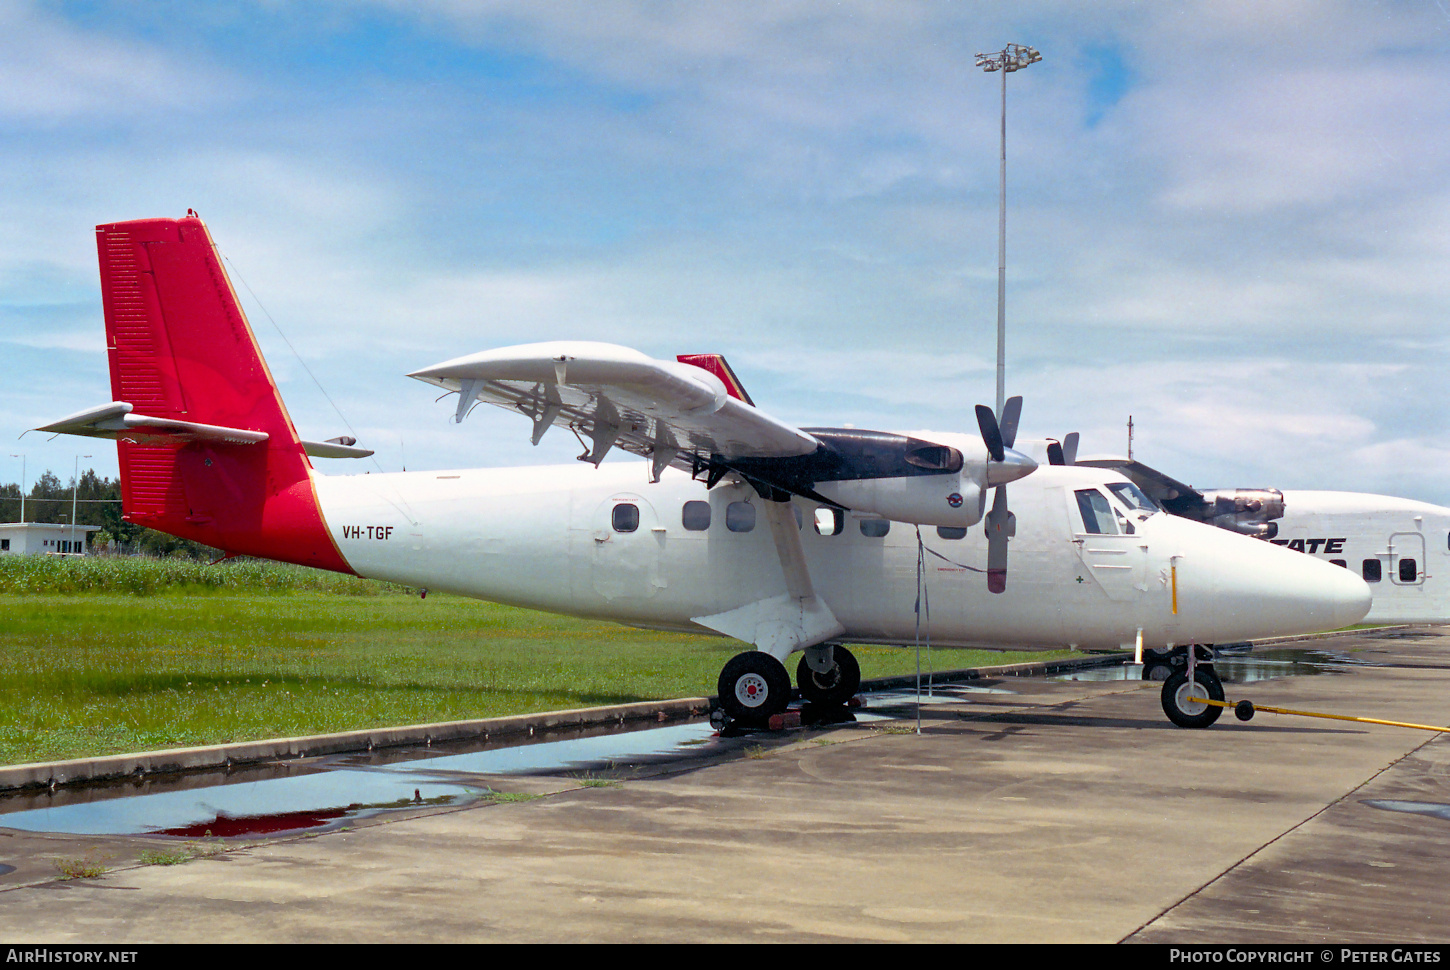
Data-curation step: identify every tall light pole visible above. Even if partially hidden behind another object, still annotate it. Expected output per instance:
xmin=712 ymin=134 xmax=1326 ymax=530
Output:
xmin=72 ymin=454 xmax=91 ymax=555
xmin=8 ymin=454 xmax=23 ymax=523
xmin=974 ymin=43 xmax=1041 ymax=416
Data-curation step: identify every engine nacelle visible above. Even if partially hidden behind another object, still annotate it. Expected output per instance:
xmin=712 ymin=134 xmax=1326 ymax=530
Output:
xmin=814 ymin=475 xmax=983 ymax=529
xmin=1193 ymin=488 xmax=1286 ymax=539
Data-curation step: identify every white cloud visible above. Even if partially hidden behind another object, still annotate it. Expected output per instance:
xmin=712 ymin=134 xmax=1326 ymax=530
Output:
xmin=0 ymin=1 xmax=232 ymax=120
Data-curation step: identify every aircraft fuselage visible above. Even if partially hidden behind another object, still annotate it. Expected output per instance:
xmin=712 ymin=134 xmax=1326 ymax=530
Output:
xmin=317 ymin=461 xmax=1370 ymax=654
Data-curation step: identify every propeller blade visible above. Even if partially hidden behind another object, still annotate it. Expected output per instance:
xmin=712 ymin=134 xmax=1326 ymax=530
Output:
xmin=975 ymin=404 xmax=1005 ymax=463
xmin=997 ymin=395 xmax=1022 ymax=449
xmin=985 ymin=485 xmax=1014 ymax=594
xmin=1046 ymin=440 xmax=1065 ymax=466
xmin=1062 ymin=432 xmax=1079 ymax=466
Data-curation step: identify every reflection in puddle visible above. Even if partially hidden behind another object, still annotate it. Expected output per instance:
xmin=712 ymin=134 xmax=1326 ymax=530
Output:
xmin=1051 ymin=648 xmax=1375 ymax=684
xmin=0 ymin=769 xmax=485 ymax=838
xmin=366 ymin=722 xmax=718 ymax=778
xmin=0 ymin=721 xmax=725 ymax=839
xmin=1364 ymin=799 xmax=1450 ymax=822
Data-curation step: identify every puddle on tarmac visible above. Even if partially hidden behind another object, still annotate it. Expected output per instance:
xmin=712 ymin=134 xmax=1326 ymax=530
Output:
xmin=1363 ymin=799 xmax=1450 ymax=823
xmin=856 ymin=682 xmax=1016 ymax=718
xmin=0 ymin=720 xmax=723 ymax=839
xmin=0 ymin=768 xmax=487 ymax=838
xmin=1050 ymin=648 xmax=1373 ymax=684
xmin=0 ymin=648 xmax=1381 ymax=840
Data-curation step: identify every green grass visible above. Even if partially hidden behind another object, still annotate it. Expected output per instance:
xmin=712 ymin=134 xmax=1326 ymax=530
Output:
xmin=0 ymin=558 xmax=1081 ymax=766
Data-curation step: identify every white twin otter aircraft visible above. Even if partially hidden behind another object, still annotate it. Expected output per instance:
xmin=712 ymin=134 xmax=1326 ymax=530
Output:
xmin=42 ymin=215 xmax=1375 ymax=730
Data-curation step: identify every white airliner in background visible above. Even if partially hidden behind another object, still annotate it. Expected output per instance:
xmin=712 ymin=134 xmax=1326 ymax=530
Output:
xmin=38 ymin=215 xmax=1371 ymax=730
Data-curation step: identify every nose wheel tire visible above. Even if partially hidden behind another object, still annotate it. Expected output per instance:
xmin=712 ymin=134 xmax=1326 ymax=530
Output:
xmin=796 ymin=646 xmax=861 ymax=707
xmin=1161 ymin=668 xmax=1225 ymax=729
xmin=718 ymin=651 xmax=792 ymax=726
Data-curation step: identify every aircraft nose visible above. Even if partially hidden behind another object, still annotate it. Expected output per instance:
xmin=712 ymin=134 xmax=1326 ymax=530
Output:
xmin=1323 ymin=560 xmax=1375 ymax=629
xmin=1169 ymin=522 xmax=1372 ymax=640
xmin=985 ymin=447 xmax=1037 ymax=487
xmin=1223 ymin=533 xmax=1368 ymax=632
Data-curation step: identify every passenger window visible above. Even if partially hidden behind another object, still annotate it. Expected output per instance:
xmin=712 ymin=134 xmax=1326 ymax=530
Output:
xmin=1399 ymin=558 xmax=1418 ymax=582
xmin=1330 ymin=559 xmax=1347 ymax=569
xmin=726 ymin=501 xmax=756 ymax=533
xmin=1074 ymin=489 xmax=1120 ymax=535
xmin=936 ymin=526 xmax=966 ymax=540
xmin=814 ymin=507 xmax=843 ymax=536
xmin=612 ymin=503 xmax=639 ymax=533
xmin=1362 ymin=559 xmax=1381 ymax=583
xmin=682 ymin=501 xmax=710 ymax=531
xmin=860 ymin=518 xmax=890 ymax=538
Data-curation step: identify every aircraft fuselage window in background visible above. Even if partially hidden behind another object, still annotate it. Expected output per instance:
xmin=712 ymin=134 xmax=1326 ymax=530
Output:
xmin=726 ymin=502 xmax=756 ymax=533
xmin=682 ymin=500 xmax=710 ymax=531
xmin=814 ymin=507 xmax=844 ymax=536
xmin=1400 ymin=558 xmax=1418 ymax=583
xmin=1363 ymin=559 xmax=1381 ymax=583
xmin=936 ymin=526 xmax=967 ymax=540
xmin=1075 ymin=489 xmax=1120 ymax=536
xmin=1331 ymin=559 xmax=1347 ymax=568
xmin=860 ymin=518 xmax=890 ymax=538
xmin=612 ymin=503 xmax=639 ymax=533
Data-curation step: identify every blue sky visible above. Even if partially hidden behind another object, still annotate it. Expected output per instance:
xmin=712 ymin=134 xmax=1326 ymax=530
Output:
xmin=2 ymin=0 xmax=1448 ymax=505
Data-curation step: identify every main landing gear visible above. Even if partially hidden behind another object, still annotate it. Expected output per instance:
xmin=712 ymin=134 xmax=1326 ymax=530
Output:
xmin=716 ymin=646 xmax=861 ymax=729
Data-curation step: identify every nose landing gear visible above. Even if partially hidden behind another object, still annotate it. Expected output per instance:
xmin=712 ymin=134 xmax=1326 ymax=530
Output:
xmin=1161 ymin=664 xmax=1225 ymax=728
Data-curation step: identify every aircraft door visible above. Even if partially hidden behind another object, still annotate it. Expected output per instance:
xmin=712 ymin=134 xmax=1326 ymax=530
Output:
xmin=581 ymin=492 xmax=668 ymax=602
xmin=1389 ymin=532 xmax=1426 ymax=586
xmin=1067 ymin=487 xmax=1148 ymax=603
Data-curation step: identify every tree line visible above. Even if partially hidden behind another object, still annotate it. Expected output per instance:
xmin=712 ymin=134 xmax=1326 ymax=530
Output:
xmin=0 ymin=470 xmax=219 ymax=558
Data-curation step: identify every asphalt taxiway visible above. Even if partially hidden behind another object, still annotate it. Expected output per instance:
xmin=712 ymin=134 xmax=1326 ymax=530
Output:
xmin=0 ymin=627 xmax=1447 ymax=944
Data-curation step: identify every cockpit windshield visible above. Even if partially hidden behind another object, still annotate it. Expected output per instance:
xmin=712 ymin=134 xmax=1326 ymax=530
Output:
xmin=1107 ymin=481 xmax=1159 ymax=514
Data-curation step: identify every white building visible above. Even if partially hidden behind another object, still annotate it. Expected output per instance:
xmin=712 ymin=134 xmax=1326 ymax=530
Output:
xmin=0 ymin=522 xmax=102 ymax=555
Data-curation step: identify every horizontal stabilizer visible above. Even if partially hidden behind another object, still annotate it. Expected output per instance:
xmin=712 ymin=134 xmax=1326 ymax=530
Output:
xmin=37 ymin=401 xmax=269 ymax=446
xmin=301 ymin=439 xmax=375 ymax=459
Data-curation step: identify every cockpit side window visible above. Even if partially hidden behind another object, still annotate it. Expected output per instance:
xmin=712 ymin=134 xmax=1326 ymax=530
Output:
xmin=1074 ymin=489 xmax=1120 ymax=535
xmin=1107 ymin=481 xmax=1158 ymax=513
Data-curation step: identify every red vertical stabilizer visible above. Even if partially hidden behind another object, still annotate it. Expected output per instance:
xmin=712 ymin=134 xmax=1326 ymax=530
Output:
xmin=675 ymin=354 xmax=755 ymax=406
xmin=98 ymin=214 xmax=353 ymax=573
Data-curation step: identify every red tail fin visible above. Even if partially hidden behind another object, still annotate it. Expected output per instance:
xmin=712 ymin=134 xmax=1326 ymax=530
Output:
xmin=98 ymin=214 xmax=352 ymax=573
xmin=676 ymin=354 xmax=754 ymax=405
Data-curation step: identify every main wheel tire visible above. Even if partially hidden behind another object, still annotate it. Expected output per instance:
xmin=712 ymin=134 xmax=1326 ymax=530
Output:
xmin=1141 ymin=660 xmax=1173 ymax=682
xmin=718 ymin=651 xmax=792 ymax=725
xmin=1161 ymin=668 xmax=1225 ymax=729
xmin=796 ymin=646 xmax=861 ymax=707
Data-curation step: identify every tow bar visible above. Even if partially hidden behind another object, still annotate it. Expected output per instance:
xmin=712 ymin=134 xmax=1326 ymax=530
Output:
xmin=1199 ymin=696 xmax=1450 ymax=734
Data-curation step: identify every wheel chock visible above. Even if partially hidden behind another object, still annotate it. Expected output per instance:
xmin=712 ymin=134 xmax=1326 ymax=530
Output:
xmin=1198 ymin=697 xmax=1450 ymax=733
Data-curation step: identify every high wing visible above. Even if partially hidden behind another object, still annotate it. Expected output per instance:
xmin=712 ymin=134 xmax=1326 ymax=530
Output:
xmin=1073 ymin=454 xmax=1204 ymax=510
xmin=1073 ymin=453 xmax=1284 ymax=538
xmin=413 ymin=340 xmax=1038 ymax=537
xmin=409 ymin=341 xmax=818 ymax=483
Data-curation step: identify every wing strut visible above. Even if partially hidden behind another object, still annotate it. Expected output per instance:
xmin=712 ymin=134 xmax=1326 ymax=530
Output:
xmin=691 ymin=497 xmax=845 ymax=663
